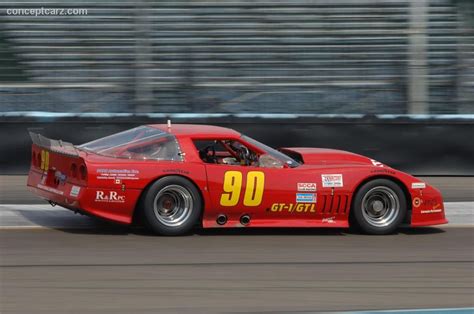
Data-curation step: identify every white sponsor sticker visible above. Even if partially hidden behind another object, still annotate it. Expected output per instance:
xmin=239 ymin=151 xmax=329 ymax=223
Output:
xmin=411 ymin=182 xmax=426 ymax=189
xmin=95 ymin=191 xmax=125 ymax=203
xmin=321 ymin=174 xmax=343 ymax=188
xmin=296 ymin=193 xmax=317 ymax=203
xmin=322 ymin=216 xmax=336 ymax=223
xmin=421 ymin=209 xmax=442 ymax=214
xmin=370 ymin=159 xmax=384 ymax=167
xmin=96 ymin=168 xmax=140 ymax=181
xmin=37 ymin=184 xmax=64 ymax=195
xmin=70 ymin=185 xmax=81 ymax=197
xmin=297 ymin=183 xmax=317 ymax=192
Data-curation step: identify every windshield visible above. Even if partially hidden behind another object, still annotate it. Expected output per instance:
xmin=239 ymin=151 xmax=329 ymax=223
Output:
xmin=78 ymin=126 xmax=183 ymax=161
xmin=242 ymin=135 xmax=300 ymax=168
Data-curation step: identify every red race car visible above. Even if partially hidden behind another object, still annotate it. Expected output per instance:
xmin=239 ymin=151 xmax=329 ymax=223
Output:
xmin=27 ymin=123 xmax=447 ymax=235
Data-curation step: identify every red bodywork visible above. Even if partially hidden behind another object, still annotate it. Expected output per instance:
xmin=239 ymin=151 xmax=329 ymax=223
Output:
xmin=27 ymin=124 xmax=447 ymax=228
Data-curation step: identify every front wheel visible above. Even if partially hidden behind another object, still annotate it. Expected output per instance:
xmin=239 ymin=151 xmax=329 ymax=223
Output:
xmin=142 ymin=176 xmax=202 ymax=236
xmin=351 ymin=179 xmax=407 ymax=235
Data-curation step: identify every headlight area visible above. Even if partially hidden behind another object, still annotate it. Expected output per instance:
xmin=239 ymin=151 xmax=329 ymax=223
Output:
xmin=410 ymin=183 xmax=448 ymax=227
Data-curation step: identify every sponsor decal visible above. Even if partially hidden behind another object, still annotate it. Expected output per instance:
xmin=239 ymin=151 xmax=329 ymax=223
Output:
xmin=411 ymin=182 xmax=426 ymax=189
xmin=70 ymin=185 xmax=81 ymax=197
xmin=163 ymin=169 xmax=190 ymax=175
xmin=95 ymin=191 xmax=125 ymax=203
xmin=296 ymin=193 xmax=317 ymax=203
xmin=421 ymin=209 xmax=443 ymax=214
xmin=39 ymin=149 xmax=50 ymax=171
xmin=370 ymin=169 xmax=396 ymax=175
xmin=412 ymin=197 xmax=422 ymax=208
xmin=269 ymin=203 xmax=316 ymax=213
xmin=37 ymin=184 xmax=64 ymax=195
xmin=422 ymin=198 xmax=441 ymax=208
xmin=297 ymin=182 xmax=317 ymax=192
xmin=370 ymin=159 xmax=384 ymax=167
xmin=54 ymin=170 xmax=67 ymax=185
xmin=96 ymin=168 xmax=139 ymax=181
xmin=322 ymin=216 xmax=336 ymax=223
xmin=321 ymin=174 xmax=343 ymax=188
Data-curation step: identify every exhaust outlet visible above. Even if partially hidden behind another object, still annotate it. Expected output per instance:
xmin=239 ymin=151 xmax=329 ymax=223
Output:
xmin=240 ymin=214 xmax=250 ymax=226
xmin=216 ymin=214 xmax=227 ymax=225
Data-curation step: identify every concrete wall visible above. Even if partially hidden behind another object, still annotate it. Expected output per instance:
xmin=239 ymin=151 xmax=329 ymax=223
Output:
xmin=2 ymin=114 xmax=473 ymax=175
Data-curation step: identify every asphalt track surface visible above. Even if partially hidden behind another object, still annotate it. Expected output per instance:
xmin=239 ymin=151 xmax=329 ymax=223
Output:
xmin=1 ymin=227 xmax=473 ymax=313
xmin=0 ymin=209 xmax=473 ymax=313
xmin=1 ymin=176 xmax=473 ymax=313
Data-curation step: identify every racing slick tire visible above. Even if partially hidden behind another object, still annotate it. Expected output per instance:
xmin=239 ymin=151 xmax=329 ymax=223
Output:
xmin=351 ymin=179 xmax=407 ymax=235
xmin=142 ymin=176 xmax=202 ymax=236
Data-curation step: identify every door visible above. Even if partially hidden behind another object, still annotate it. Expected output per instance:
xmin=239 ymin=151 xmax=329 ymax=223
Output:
xmin=204 ymin=163 xmax=321 ymax=224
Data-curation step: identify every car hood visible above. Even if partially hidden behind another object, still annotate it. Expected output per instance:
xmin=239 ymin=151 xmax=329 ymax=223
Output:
xmin=279 ymin=147 xmax=380 ymax=166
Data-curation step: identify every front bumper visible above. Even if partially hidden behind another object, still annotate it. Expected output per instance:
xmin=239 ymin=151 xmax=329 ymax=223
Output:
xmin=410 ymin=184 xmax=448 ymax=227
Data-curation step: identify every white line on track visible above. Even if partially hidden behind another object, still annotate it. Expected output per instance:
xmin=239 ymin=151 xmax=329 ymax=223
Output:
xmin=336 ymin=307 xmax=474 ymax=314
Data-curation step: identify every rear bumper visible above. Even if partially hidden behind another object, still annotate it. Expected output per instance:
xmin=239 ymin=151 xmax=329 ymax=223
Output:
xmin=27 ymin=180 xmax=83 ymax=210
xmin=27 ymin=170 xmax=141 ymax=224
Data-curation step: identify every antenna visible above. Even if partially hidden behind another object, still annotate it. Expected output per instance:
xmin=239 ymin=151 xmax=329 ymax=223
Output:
xmin=167 ymin=119 xmax=171 ymax=130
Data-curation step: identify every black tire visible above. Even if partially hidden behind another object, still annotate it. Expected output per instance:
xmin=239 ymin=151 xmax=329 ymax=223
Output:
xmin=351 ymin=179 xmax=407 ymax=235
xmin=141 ymin=176 xmax=202 ymax=236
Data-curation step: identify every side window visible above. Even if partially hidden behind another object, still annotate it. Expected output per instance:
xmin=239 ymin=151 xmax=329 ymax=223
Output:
xmin=127 ymin=137 xmax=181 ymax=161
xmin=79 ymin=126 xmax=183 ymax=161
xmin=193 ymin=139 xmax=258 ymax=166
xmin=194 ymin=140 xmax=229 ymax=164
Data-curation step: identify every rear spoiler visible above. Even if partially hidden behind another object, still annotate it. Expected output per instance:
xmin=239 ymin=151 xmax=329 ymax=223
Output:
xmin=29 ymin=132 xmax=80 ymax=157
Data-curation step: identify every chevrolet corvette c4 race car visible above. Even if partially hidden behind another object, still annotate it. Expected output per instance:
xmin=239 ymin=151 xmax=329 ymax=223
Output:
xmin=27 ymin=124 xmax=447 ymax=235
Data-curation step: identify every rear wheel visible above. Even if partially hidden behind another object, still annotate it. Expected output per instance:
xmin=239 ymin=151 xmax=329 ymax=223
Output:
xmin=142 ymin=176 xmax=202 ymax=236
xmin=351 ymin=179 xmax=406 ymax=235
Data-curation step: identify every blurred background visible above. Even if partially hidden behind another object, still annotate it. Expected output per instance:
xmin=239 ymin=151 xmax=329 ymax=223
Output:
xmin=0 ymin=0 xmax=473 ymax=175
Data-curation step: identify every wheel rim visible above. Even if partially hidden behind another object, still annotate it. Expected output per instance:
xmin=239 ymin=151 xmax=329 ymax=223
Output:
xmin=361 ymin=186 xmax=400 ymax=228
xmin=153 ymin=185 xmax=193 ymax=227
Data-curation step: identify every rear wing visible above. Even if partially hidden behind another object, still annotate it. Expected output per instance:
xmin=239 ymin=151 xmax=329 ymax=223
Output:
xmin=29 ymin=132 xmax=80 ymax=157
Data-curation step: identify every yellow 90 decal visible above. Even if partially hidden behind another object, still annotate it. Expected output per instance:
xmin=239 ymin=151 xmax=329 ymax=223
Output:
xmin=40 ymin=150 xmax=50 ymax=171
xmin=220 ymin=171 xmax=265 ymax=207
